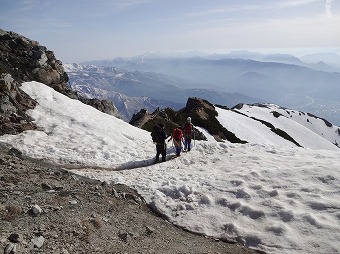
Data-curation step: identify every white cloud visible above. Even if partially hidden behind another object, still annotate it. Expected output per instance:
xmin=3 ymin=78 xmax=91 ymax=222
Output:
xmin=20 ymin=0 xmax=51 ymax=11
xmin=275 ymin=0 xmax=319 ymax=8
xmin=326 ymin=0 xmax=334 ymax=18
xmin=186 ymin=4 xmax=261 ymax=17
xmin=108 ymin=0 xmax=152 ymax=11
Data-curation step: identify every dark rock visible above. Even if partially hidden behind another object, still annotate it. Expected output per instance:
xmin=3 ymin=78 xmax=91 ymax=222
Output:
xmin=41 ymin=183 xmax=52 ymax=190
xmin=8 ymin=233 xmax=22 ymax=243
xmin=271 ymin=111 xmax=283 ymax=118
xmin=78 ymin=97 xmax=120 ymax=118
xmin=118 ymin=232 xmax=132 ymax=243
xmin=7 ymin=148 xmax=22 ymax=158
xmin=145 ymin=225 xmax=155 ymax=235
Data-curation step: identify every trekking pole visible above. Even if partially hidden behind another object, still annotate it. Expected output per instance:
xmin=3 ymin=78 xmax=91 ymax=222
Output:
xmin=193 ymin=130 xmax=196 ymax=148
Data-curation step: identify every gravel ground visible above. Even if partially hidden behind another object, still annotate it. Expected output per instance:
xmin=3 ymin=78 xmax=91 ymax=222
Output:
xmin=0 ymin=144 xmax=259 ymax=254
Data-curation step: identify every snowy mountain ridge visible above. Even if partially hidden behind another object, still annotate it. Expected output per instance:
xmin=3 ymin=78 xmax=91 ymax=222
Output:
xmin=229 ymin=103 xmax=340 ymax=150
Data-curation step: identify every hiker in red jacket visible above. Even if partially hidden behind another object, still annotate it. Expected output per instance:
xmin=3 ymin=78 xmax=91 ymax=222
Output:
xmin=168 ymin=127 xmax=184 ymax=157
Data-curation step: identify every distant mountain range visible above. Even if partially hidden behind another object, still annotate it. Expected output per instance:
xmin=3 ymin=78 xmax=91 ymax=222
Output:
xmin=65 ymin=52 xmax=340 ymax=125
xmin=64 ymin=63 xmax=261 ymax=121
xmin=82 ymin=51 xmax=340 ymax=72
xmin=81 ymin=54 xmax=340 ymax=102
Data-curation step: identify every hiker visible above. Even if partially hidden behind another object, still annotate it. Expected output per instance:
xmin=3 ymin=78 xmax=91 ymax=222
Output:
xmin=169 ymin=126 xmax=184 ymax=157
xmin=151 ymin=123 xmax=168 ymax=163
xmin=183 ymin=117 xmax=194 ymax=151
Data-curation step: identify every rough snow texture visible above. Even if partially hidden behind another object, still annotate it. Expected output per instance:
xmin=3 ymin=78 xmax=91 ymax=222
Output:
xmin=1 ymin=82 xmax=340 ymax=254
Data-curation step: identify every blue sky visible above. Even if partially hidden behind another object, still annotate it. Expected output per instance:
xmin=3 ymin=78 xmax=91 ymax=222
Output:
xmin=1 ymin=0 xmax=339 ymax=63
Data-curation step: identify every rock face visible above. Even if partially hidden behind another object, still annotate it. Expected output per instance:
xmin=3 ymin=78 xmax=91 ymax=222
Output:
xmin=0 ymin=29 xmax=68 ymax=88
xmin=0 ymin=72 xmax=38 ymax=135
xmin=130 ymin=104 xmax=206 ymax=140
xmin=0 ymin=28 xmax=121 ymax=135
xmin=78 ymin=97 xmax=119 ymax=117
xmin=130 ymin=97 xmax=247 ymax=143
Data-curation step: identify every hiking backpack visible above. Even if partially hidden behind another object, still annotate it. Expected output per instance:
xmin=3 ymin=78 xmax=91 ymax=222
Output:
xmin=151 ymin=125 xmax=162 ymax=143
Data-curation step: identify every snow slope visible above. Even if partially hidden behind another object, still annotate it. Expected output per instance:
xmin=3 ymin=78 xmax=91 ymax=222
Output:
xmin=230 ymin=104 xmax=339 ymax=151
xmin=0 ymin=82 xmax=340 ymax=254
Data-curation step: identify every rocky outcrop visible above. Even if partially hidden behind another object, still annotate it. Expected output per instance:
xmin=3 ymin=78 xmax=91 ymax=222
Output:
xmin=79 ymin=97 xmax=120 ymax=117
xmin=129 ymin=108 xmax=153 ymax=128
xmin=130 ymin=97 xmax=247 ymax=143
xmin=0 ymin=72 xmax=38 ymax=135
xmin=130 ymin=104 xmax=206 ymax=141
xmin=0 ymin=29 xmax=69 ymax=91
xmin=0 ymin=28 xmax=121 ymax=135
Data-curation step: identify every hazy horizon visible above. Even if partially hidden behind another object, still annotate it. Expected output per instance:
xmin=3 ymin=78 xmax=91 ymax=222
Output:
xmin=1 ymin=0 xmax=339 ymax=63
xmin=77 ymin=47 xmax=340 ymax=63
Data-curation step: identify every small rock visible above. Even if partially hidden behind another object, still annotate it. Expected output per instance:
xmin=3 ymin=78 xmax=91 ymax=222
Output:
xmin=31 ymin=236 xmax=45 ymax=248
xmin=118 ymin=232 xmax=132 ymax=243
xmin=54 ymin=185 xmax=64 ymax=191
xmin=31 ymin=204 xmax=43 ymax=215
xmin=8 ymin=233 xmax=22 ymax=243
xmin=101 ymin=181 xmax=109 ymax=187
xmin=145 ymin=226 xmax=155 ymax=235
xmin=41 ymin=183 xmax=52 ymax=190
xmin=69 ymin=200 xmax=77 ymax=205
xmin=112 ymin=188 xmax=120 ymax=198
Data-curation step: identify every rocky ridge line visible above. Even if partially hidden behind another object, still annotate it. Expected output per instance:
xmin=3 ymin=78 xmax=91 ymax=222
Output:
xmin=0 ymin=28 xmax=120 ymax=135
